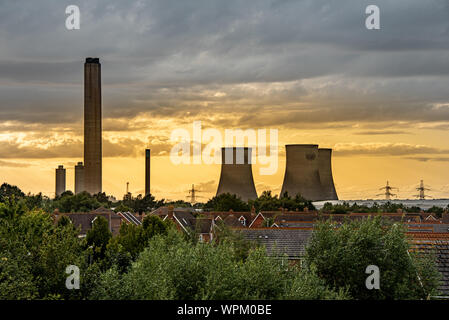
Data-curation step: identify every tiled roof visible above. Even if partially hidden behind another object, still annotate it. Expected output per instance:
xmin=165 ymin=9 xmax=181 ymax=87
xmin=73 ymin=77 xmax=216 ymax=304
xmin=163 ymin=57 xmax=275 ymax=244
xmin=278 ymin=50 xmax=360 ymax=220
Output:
xmin=195 ymin=218 xmax=214 ymax=234
xmin=277 ymin=222 xmax=315 ymax=228
xmin=172 ymin=212 xmax=196 ymax=231
xmin=223 ymin=214 xmax=245 ymax=228
xmin=92 ymin=206 xmax=115 ymax=214
xmin=239 ymin=228 xmax=313 ymax=259
xmin=410 ymin=235 xmax=449 ymax=296
xmin=60 ymin=213 xmax=119 ymax=235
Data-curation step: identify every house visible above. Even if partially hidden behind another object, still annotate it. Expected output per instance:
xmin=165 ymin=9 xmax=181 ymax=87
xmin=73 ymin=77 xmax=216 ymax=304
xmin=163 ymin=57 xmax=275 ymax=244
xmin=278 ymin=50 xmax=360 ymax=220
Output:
xmin=152 ymin=206 xmax=215 ymax=243
xmin=239 ymin=228 xmax=313 ymax=261
xmin=54 ymin=210 xmax=122 ymax=237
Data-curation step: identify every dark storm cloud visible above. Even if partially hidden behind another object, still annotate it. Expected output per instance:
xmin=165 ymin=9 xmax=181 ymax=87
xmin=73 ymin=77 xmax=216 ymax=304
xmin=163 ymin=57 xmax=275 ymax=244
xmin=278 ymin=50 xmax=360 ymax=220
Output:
xmin=1 ymin=0 xmax=449 ymax=127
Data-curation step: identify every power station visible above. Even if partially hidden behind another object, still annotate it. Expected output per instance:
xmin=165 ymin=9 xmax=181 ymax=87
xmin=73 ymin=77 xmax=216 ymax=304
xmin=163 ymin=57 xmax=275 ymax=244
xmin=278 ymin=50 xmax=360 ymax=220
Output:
xmin=83 ymin=57 xmax=102 ymax=195
xmin=52 ymin=59 xmax=341 ymax=202
xmin=216 ymin=147 xmax=258 ymax=201
xmin=280 ymin=144 xmax=338 ymax=201
xmin=55 ymin=165 xmax=66 ymax=197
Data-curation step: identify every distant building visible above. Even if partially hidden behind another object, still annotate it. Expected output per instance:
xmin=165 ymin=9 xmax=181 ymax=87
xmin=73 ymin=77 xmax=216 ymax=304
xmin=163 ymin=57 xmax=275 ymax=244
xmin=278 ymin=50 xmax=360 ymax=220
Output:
xmin=75 ymin=162 xmax=85 ymax=194
xmin=55 ymin=165 xmax=66 ymax=197
xmin=53 ymin=207 xmax=121 ymax=236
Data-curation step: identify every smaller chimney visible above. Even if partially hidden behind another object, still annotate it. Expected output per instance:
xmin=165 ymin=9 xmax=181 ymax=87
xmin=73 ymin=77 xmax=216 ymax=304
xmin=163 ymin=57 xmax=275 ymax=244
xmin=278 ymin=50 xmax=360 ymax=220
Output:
xmin=168 ymin=205 xmax=174 ymax=220
xmin=443 ymin=210 xmax=449 ymax=224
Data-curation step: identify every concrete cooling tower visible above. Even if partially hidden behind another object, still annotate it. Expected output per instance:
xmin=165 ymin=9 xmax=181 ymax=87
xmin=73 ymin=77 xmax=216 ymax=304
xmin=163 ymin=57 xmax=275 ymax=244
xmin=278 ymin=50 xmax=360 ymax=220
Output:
xmin=216 ymin=147 xmax=258 ymax=201
xmin=280 ymin=144 xmax=323 ymax=201
xmin=318 ymin=148 xmax=338 ymax=200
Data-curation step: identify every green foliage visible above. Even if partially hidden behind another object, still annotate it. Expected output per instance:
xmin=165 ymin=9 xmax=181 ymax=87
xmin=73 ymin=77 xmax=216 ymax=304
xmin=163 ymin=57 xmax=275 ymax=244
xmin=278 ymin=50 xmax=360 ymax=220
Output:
xmin=91 ymin=230 xmax=345 ymax=300
xmin=54 ymin=192 xmax=103 ymax=213
xmin=0 ymin=185 xmax=443 ymax=301
xmin=426 ymin=206 xmax=444 ymax=218
xmin=304 ymin=216 xmax=441 ymax=299
xmin=320 ymin=201 xmax=423 ymax=214
xmin=285 ymin=266 xmax=350 ymax=300
xmin=86 ymin=216 xmax=112 ymax=261
xmin=205 ymin=193 xmax=250 ymax=212
xmin=106 ymin=215 xmax=171 ymax=272
xmin=0 ymin=210 xmax=83 ymax=299
xmin=0 ymin=196 xmax=28 ymax=219
xmin=0 ymin=183 xmax=25 ymax=202
xmin=120 ymin=193 xmax=163 ymax=214
xmin=214 ymin=221 xmax=258 ymax=261
xmin=248 ymin=191 xmax=316 ymax=212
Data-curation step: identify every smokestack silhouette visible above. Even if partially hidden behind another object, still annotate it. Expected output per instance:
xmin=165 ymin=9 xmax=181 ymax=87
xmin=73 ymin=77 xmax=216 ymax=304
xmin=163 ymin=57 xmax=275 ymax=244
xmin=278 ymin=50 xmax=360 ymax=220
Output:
xmin=84 ymin=57 xmax=102 ymax=195
xmin=318 ymin=148 xmax=338 ymax=200
xmin=216 ymin=147 xmax=258 ymax=201
xmin=55 ymin=165 xmax=66 ymax=197
xmin=75 ymin=162 xmax=85 ymax=194
xmin=280 ymin=144 xmax=323 ymax=201
xmin=145 ymin=149 xmax=151 ymax=196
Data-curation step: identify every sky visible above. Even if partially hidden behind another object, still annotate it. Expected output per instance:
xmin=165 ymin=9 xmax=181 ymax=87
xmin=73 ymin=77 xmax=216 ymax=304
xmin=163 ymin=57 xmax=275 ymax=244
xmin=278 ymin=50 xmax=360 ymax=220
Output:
xmin=1 ymin=0 xmax=449 ymax=201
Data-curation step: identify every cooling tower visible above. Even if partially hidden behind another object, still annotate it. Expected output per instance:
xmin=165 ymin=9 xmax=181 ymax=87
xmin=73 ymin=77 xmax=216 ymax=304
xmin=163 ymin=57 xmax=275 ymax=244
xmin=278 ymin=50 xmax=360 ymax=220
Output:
xmin=84 ymin=57 xmax=102 ymax=195
xmin=216 ymin=147 xmax=258 ymax=201
xmin=280 ymin=144 xmax=323 ymax=201
xmin=55 ymin=165 xmax=66 ymax=197
xmin=318 ymin=148 xmax=338 ymax=200
xmin=145 ymin=149 xmax=151 ymax=196
xmin=75 ymin=162 xmax=85 ymax=194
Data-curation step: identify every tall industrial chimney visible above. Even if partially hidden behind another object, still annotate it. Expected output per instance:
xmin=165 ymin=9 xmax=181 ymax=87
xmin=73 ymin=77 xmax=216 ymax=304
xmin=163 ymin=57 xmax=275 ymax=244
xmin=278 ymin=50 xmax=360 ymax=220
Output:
xmin=318 ymin=148 xmax=338 ymax=200
xmin=280 ymin=144 xmax=323 ymax=201
xmin=75 ymin=162 xmax=85 ymax=194
xmin=84 ymin=57 xmax=102 ymax=195
xmin=55 ymin=165 xmax=66 ymax=197
xmin=216 ymin=147 xmax=258 ymax=201
xmin=145 ymin=149 xmax=151 ymax=196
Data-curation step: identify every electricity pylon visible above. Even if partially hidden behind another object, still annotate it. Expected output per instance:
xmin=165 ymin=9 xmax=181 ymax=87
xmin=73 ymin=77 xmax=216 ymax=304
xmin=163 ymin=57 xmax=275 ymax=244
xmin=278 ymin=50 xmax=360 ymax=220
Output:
xmin=414 ymin=180 xmax=432 ymax=200
xmin=186 ymin=184 xmax=204 ymax=204
xmin=376 ymin=181 xmax=398 ymax=200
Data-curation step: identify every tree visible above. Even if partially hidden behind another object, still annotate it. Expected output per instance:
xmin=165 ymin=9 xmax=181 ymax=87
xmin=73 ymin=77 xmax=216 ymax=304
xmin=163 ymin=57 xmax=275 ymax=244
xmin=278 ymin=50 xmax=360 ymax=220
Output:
xmin=0 ymin=183 xmax=25 ymax=202
xmin=54 ymin=192 xmax=102 ymax=213
xmin=91 ymin=230 xmax=345 ymax=300
xmin=86 ymin=216 xmax=112 ymax=261
xmin=427 ymin=206 xmax=444 ymax=218
xmin=304 ymin=216 xmax=441 ymax=299
xmin=0 ymin=210 xmax=83 ymax=299
xmin=205 ymin=193 xmax=250 ymax=212
xmin=107 ymin=215 xmax=171 ymax=264
xmin=249 ymin=191 xmax=316 ymax=212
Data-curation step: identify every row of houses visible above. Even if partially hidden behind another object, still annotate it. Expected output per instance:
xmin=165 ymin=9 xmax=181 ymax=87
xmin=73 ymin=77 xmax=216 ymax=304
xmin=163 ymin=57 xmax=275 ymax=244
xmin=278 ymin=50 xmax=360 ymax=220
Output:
xmin=53 ymin=206 xmax=449 ymax=296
